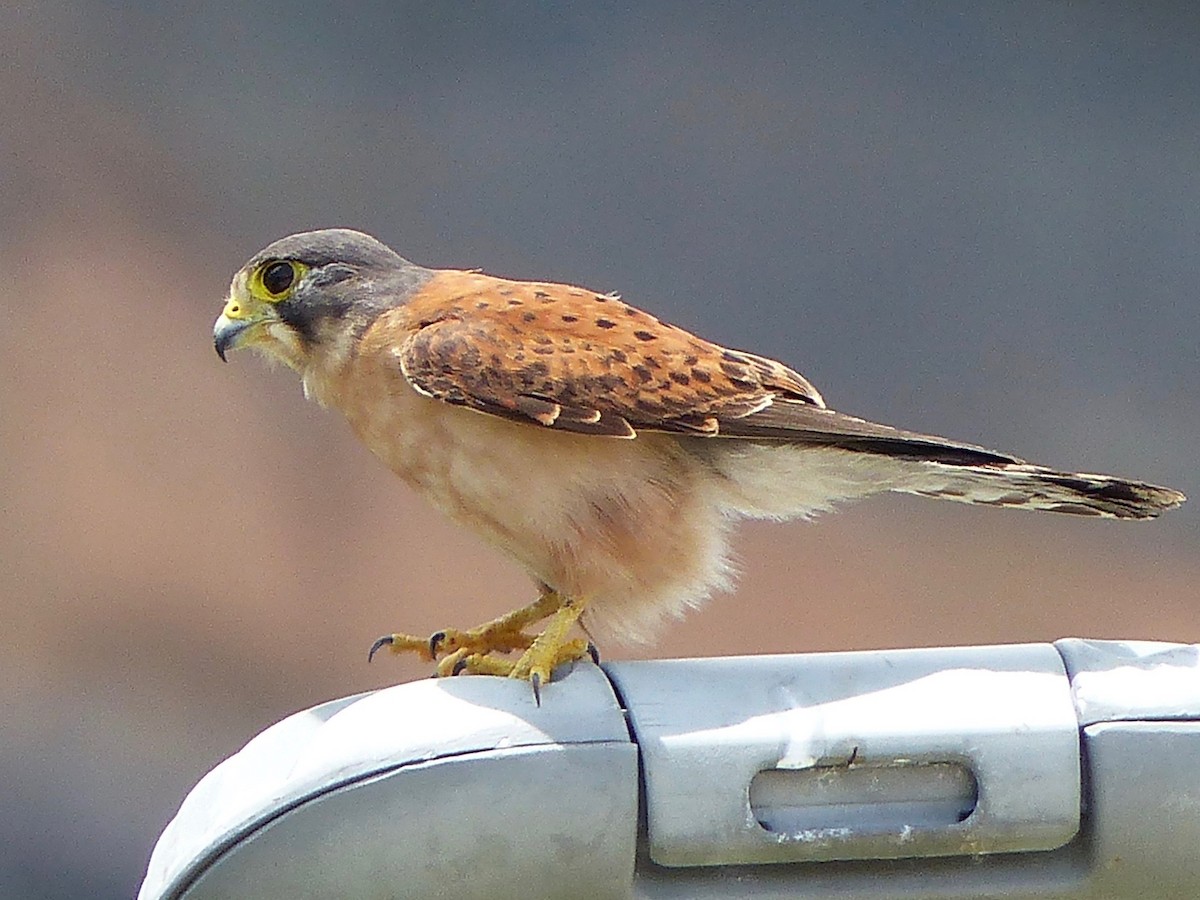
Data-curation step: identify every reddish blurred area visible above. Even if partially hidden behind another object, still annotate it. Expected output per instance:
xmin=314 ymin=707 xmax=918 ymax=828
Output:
xmin=1 ymin=5 xmax=1196 ymax=898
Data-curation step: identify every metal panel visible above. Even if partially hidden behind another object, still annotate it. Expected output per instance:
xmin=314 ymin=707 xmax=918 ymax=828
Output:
xmin=140 ymin=641 xmax=1200 ymax=900
xmin=1079 ymin=721 xmax=1200 ymax=897
xmin=141 ymin=664 xmax=633 ymax=900
xmin=1055 ymin=638 xmax=1200 ymax=725
xmin=182 ymin=744 xmax=638 ymax=900
xmin=606 ymin=645 xmax=1081 ymax=866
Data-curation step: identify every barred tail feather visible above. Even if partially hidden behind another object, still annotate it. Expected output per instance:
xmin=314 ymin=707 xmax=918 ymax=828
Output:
xmin=898 ymin=463 xmax=1186 ymax=521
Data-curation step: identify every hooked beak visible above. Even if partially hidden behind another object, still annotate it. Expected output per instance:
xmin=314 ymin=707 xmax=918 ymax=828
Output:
xmin=213 ymin=314 xmax=251 ymax=362
xmin=213 ymin=282 xmax=269 ymax=362
xmin=211 ymin=284 xmax=304 ymax=370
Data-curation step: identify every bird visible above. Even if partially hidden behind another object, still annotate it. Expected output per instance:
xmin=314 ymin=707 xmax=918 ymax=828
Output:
xmin=213 ymin=228 xmax=1185 ymax=698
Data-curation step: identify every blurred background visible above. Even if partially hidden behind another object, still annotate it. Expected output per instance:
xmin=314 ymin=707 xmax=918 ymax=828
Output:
xmin=2 ymin=3 xmax=1198 ymax=896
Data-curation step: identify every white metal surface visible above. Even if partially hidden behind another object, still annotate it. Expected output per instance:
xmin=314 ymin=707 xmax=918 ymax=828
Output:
xmin=604 ymin=644 xmax=1081 ymax=866
xmin=140 ymin=664 xmax=635 ymax=900
xmin=1055 ymin=638 xmax=1200 ymax=725
xmin=139 ymin=639 xmax=1200 ymax=900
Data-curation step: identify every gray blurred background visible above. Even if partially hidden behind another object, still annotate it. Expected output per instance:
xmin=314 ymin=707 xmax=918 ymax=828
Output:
xmin=2 ymin=3 xmax=1198 ymax=897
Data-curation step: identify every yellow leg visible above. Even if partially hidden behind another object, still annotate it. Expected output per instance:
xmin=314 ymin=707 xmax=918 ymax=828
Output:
xmin=509 ymin=596 xmax=591 ymax=702
xmin=430 ymin=590 xmax=563 ymax=658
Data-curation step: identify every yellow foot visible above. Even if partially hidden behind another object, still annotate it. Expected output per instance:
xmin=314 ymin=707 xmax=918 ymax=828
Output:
xmin=441 ymin=638 xmax=598 ymax=704
xmin=367 ymin=632 xmax=435 ymax=663
xmin=367 ymin=590 xmax=563 ymax=664
xmin=367 ymin=591 xmax=596 ymax=704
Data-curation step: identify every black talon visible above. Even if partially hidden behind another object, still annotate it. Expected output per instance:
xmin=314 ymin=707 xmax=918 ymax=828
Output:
xmin=429 ymin=631 xmax=447 ymax=657
xmin=451 ymin=656 xmax=470 ymax=676
xmin=368 ymin=635 xmax=394 ymax=663
xmin=586 ymin=642 xmax=601 ymax=665
xmin=531 ymin=672 xmax=542 ymax=707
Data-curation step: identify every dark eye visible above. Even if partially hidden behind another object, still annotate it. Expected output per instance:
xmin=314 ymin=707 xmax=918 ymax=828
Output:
xmin=261 ymin=260 xmax=296 ymax=296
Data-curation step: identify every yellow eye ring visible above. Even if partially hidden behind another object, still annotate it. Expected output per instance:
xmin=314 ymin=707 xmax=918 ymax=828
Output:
xmin=259 ymin=260 xmax=298 ymax=297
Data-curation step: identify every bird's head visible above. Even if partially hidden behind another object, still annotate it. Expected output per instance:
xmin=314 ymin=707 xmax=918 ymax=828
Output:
xmin=213 ymin=229 xmax=429 ymax=370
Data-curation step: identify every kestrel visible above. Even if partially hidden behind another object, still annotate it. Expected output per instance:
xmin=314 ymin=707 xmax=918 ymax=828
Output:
xmin=213 ymin=229 xmax=1185 ymax=697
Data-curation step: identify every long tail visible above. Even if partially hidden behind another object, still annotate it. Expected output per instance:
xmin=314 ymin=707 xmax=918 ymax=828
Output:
xmin=896 ymin=462 xmax=1185 ymax=520
xmin=697 ymin=397 xmax=1185 ymax=521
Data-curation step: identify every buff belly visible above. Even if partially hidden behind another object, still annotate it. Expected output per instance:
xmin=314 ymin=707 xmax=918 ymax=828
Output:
xmin=339 ymin=376 xmax=734 ymax=643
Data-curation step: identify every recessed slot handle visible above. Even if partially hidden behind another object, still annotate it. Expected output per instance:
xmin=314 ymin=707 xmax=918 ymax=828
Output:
xmin=751 ymin=762 xmax=978 ymax=834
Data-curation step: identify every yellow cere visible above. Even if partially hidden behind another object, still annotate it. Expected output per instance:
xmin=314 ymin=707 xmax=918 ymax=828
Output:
xmin=220 ymin=292 xmax=248 ymax=320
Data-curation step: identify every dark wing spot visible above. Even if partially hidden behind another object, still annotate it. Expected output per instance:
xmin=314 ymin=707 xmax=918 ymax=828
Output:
xmin=595 ymin=318 xmax=617 ymax=329
xmin=476 ymin=301 xmax=490 ymax=310
xmin=609 ymin=349 xmax=627 ymax=363
xmin=522 ymin=311 xmax=537 ymax=323
xmin=691 ymin=368 xmax=712 ymax=383
xmin=719 ymin=361 xmax=752 ymax=380
xmin=633 ymin=330 xmax=657 ymax=341
xmin=561 ymin=314 xmax=579 ymax=323
xmin=670 ymin=371 xmax=691 ymax=385
xmin=459 ymin=345 xmax=482 ymax=369
xmin=632 ymin=365 xmax=653 ymax=383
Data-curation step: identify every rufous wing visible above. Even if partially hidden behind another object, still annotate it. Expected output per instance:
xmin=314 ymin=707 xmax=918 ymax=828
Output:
xmin=396 ymin=271 xmax=1017 ymax=466
xmin=396 ymin=271 xmax=823 ymax=437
